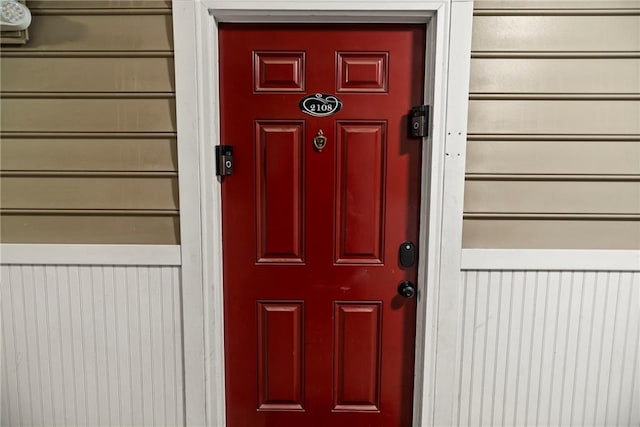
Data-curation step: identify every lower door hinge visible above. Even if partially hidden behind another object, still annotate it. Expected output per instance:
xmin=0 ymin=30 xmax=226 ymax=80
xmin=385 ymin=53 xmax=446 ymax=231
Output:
xmin=409 ymin=105 xmax=429 ymax=138
xmin=216 ymin=145 xmax=233 ymax=177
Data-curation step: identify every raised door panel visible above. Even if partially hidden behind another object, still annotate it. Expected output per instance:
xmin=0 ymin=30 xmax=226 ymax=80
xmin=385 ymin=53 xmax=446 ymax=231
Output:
xmin=337 ymin=52 xmax=388 ymax=93
xmin=333 ymin=303 xmax=382 ymax=411
xmin=257 ymin=302 xmax=304 ymax=410
xmin=335 ymin=122 xmax=387 ymax=264
xmin=254 ymin=51 xmax=305 ymax=92
xmin=255 ymin=121 xmax=305 ymax=263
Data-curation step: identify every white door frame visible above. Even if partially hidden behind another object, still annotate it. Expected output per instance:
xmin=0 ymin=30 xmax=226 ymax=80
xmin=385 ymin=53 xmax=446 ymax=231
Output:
xmin=172 ymin=1 xmax=474 ymax=425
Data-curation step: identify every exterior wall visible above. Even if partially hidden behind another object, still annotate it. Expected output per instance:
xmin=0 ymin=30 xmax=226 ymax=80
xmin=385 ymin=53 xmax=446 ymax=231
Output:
xmin=0 ymin=262 xmax=184 ymax=426
xmin=0 ymin=0 xmax=179 ymax=244
xmin=454 ymin=267 xmax=640 ymax=426
xmin=463 ymin=0 xmax=640 ymax=248
xmin=3 ymin=2 xmax=639 ymax=426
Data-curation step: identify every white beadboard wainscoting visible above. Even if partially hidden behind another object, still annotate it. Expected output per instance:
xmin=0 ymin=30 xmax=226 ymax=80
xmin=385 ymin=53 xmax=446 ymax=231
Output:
xmin=455 ymin=250 xmax=640 ymax=427
xmin=3 ymin=246 xmax=639 ymax=426
xmin=1 ymin=245 xmax=184 ymax=427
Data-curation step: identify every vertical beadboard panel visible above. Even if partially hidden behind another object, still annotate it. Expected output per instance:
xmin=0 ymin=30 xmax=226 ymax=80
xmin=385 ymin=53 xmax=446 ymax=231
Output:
xmin=0 ymin=265 xmax=184 ymax=427
xmin=456 ymin=270 xmax=640 ymax=426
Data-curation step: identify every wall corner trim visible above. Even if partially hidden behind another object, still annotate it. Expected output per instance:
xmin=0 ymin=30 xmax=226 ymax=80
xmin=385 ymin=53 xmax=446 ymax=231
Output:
xmin=461 ymin=248 xmax=640 ymax=271
xmin=0 ymin=244 xmax=182 ymax=265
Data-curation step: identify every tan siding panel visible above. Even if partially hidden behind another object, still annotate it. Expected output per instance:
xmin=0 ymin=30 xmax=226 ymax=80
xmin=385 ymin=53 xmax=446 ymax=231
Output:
xmin=474 ymin=1 xmax=640 ymax=8
xmin=470 ymin=58 xmax=640 ymax=94
xmin=465 ymin=181 xmax=640 ymax=214
xmin=1 ymin=137 xmax=177 ymax=171
xmin=0 ymin=6 xmax=178 ymax=245
xmin=1 ymin=58 xmax=175 ymax=92
xmin=28 ymin=0 xmax=171 ymax=8
xmin=465 ymin=8 xmax=640 ymax=250
xmin=10 ymin=14 xmax=172 ymax=51
xmin=1 ymin=98 xmax=176 ymax=132
xmin=2 ymin=176 xmax=178 ymax=210
xmin=472 ymin=15 xmax=640 ymax=51
xmin=462 ymin=219 xmax=640 ymax=249
xmin=466 ymin=140 xmax=640 ymax=175
xmin=468 ymin=100 xmax=640 ymax=135
xmin=0 ymin=215 xmax=179 ymax=244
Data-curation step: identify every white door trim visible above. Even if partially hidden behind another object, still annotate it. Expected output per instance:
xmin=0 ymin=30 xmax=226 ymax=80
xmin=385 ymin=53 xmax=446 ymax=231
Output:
xmin=172 ymin=1 xmax=474 ymax=425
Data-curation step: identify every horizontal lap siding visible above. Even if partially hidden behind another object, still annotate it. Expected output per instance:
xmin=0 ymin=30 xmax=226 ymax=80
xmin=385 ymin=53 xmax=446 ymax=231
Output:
xmin=1 ymin=57 xmax=175 ymax=92
xmin=2 ymin=176 xmax=179 ymax=210
xmin=468 ymin=100 xmax=640 ymax=135
xmin=464 ymin=1 xmax=640 ymax=249
xmin=9 ymin=14 xmax=173 ymax=52
xmin=0 ymin=1 xmax=178 ymax=244
xmin=1 ymin=137 xmax=177 ymax=171
xmin=465 ymin=181 xmax=640 ymax=215
xmin=0 ymin=215 xmax=180 ymax=244
xmin=466 ymin=140 xmax=640 ymax=175
xmin=470 ymin=58 xmax=640 ymax=94
xmin=1 ymin=98 xmax=176 ymax=133
xmin=472 ymin=15 xmax=640 ymax=52
xmin=27 ymin=1 xmax=172 ymax=8
xmin=463 ymin=220 xmax=640 ymax=250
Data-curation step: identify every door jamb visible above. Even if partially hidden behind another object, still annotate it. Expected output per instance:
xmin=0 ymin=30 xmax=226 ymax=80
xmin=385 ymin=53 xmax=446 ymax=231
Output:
xmin=172 ymin=1 xmax=474 ymax=425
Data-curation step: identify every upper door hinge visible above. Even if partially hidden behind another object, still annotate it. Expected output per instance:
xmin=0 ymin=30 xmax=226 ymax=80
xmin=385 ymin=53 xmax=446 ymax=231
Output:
xmin=215 ymin=145 xmax=233 ymax=177
xmin=409 ymin=105 xmax=429 ymax=138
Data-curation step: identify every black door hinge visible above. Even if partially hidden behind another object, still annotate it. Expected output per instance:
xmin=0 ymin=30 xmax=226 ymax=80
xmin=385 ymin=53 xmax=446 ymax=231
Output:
xmin=216 ymin=145 xmax=233 ymax=177
xmin=409 ymin=105 xmax=429 ymax=138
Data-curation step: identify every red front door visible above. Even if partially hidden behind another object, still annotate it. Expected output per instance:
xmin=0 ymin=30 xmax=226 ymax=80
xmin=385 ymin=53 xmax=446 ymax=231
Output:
xmin=219 ymin=24 xmax=425 ymax=427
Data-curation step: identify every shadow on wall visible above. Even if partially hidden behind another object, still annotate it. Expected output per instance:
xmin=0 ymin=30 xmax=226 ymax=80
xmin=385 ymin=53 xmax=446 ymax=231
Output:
xmin=25 ymin=15 xmax=87 ymax=48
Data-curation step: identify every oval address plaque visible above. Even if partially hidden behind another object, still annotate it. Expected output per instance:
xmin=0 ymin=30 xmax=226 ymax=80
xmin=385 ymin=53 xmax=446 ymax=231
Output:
xmin=299 ymin=93 xmax=343 ymax=117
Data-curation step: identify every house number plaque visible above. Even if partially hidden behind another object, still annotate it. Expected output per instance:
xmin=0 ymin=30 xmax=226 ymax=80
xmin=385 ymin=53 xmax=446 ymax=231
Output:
xmin=299 ymin=93 xmax=343 ymax=117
